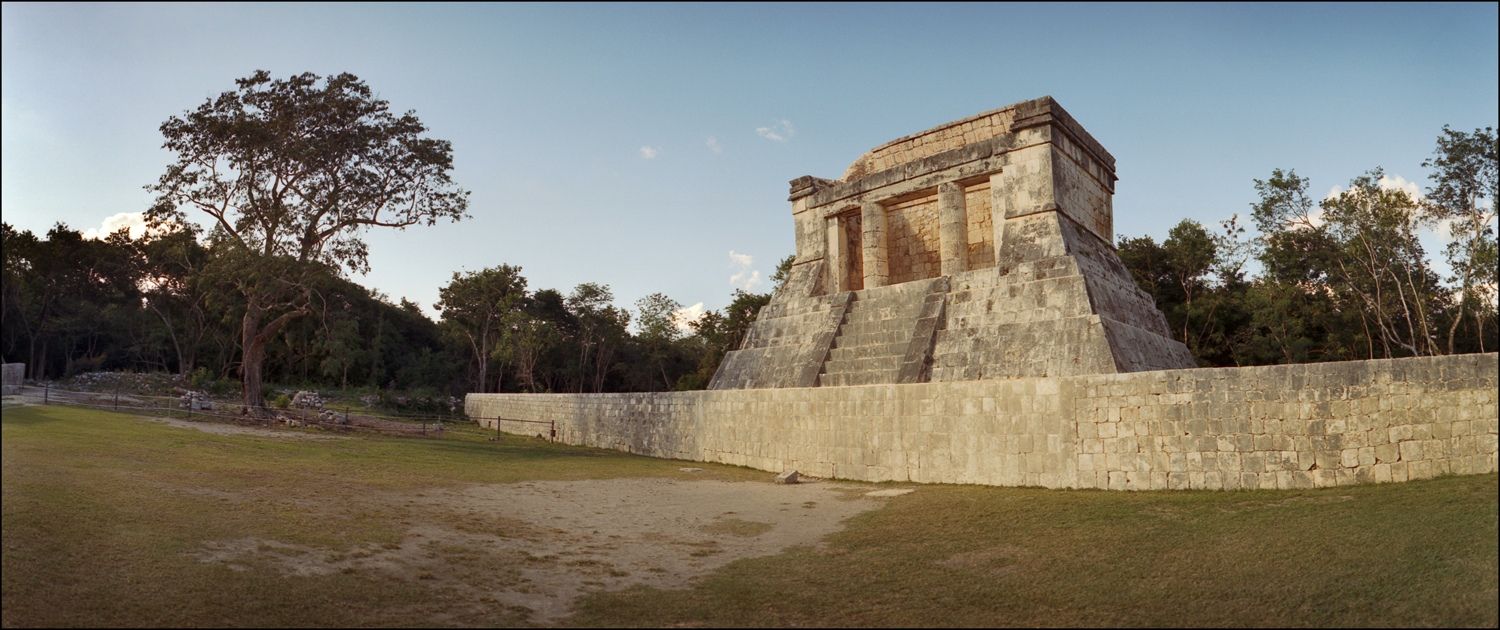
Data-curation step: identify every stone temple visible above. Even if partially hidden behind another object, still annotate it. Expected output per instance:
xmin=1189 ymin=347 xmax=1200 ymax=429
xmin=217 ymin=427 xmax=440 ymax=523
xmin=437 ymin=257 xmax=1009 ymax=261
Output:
xmin=470 ymin=97 xmax=1496 ymax=490
xmin=711 ymin=96 xmax=1196 ymax=389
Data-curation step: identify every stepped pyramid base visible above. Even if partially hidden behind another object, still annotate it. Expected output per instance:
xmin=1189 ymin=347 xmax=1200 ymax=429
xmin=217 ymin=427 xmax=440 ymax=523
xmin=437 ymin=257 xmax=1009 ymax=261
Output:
xmin=711 ymin=211 xmax=1194 ymax=390
xmin=710 ymin=97 xmax=1195 ymax=390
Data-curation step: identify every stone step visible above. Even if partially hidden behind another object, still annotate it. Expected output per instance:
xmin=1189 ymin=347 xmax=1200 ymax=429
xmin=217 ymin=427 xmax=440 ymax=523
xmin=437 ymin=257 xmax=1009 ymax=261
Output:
xmin=740 ymin=308 xmax=840 ymax=349
xmin=826 ymin=342 xmax=908 ymax=363
xmin=817 ymin=369 xmax=899 ymax=387
xmin=842 ymin=305 xmax=926 ymax=325
xmin=745 ymin=334 xmax=810 ymax=349
xmin=819 ymin=354 xmax=903 ymax=375
xmin=756 ymin=309 xmax=834 ymax=325
xmin=834 ymin=319 xmax=911 ymax=339
xmin=830 ymin=329 xmax=908 ymax=349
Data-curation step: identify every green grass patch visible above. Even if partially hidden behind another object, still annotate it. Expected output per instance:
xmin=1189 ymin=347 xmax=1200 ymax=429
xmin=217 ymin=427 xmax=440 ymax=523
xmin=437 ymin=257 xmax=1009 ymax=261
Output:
xmin=0 ymin=403 xmax=759 ymax=627
xmin=570 ymin=473 xmax=1499 ymax=628
xmin=3 ymin=402 xmax=1496 ymax=628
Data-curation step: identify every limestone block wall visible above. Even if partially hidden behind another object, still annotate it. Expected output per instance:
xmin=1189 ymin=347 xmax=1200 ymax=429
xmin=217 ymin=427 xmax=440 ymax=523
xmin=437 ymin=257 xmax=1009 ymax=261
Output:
xmin=962 ymin=182 xmax=995 ymax=270
xmin=842 ymin=107 xmax=1021 ymax=181
xmin=885 ymin=195 xmax=942 ymax=285
xmin=468 ymin=354 xmax=1498 ymax=490
xmin=1072 ymin=353 xmax=1499 ymax=490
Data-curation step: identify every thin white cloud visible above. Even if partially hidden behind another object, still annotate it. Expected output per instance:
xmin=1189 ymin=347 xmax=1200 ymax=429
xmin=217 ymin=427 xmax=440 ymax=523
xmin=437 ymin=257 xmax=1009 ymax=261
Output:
xmin=671 ymin=302 xmax=706 ymax=335
xmin=755 ymin=119 xmax=795 ymax=143
xmin=728 ymin=250 xmax=762 ymax=291
xmin=83 ymin=211 xmax=149 ymax=240
xmin=706 ymin=136 xmax=723 ymax=154
xmin=730 ymin=269 xmax=762 ymax=291
xmin=1323 ymin=174 xmax=1422 ymax=203
xmin=1313 ymin=174 xmax=1428 ymax=232
xmin=1378 ymin=174 xmax=1421 ymax=200
xmin=639 ymin=145 xmax=659 ymax=159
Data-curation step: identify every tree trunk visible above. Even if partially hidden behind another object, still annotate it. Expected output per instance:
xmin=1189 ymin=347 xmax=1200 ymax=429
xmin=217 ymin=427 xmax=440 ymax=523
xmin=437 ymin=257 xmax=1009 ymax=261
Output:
xmin=1478 ymin=310 xmax=1486 ymax=353
xmin=240 ymin=297 xmax=308 ymax=416
xmin=1447 ymin=299 xmax=1465 ymax=356
xmin=241 ymin=305 xmax=268 ymax=413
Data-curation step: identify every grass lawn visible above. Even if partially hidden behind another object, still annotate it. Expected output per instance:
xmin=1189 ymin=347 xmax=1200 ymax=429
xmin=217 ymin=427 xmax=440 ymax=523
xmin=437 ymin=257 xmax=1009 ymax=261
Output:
xmin=3 ymin=402 xmax=1496 ymax=627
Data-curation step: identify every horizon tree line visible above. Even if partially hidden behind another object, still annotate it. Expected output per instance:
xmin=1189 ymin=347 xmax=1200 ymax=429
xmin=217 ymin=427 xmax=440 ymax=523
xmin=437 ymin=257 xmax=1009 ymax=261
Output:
xmin=1 ymin=70 xmax=1494 ymax=414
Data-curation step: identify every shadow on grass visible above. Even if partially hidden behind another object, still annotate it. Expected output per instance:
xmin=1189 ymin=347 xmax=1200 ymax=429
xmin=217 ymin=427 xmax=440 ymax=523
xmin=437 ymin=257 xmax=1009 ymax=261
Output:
xmin=0 ymin=403 xmax=64 ymax=426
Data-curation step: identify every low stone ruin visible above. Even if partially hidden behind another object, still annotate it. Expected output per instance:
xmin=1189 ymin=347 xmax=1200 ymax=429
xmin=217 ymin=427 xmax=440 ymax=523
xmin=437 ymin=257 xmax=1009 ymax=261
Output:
xmin=176 ymin=389 xmax=213 ymax=410
xmin=291 ymin=390 xmax=324 ymax=409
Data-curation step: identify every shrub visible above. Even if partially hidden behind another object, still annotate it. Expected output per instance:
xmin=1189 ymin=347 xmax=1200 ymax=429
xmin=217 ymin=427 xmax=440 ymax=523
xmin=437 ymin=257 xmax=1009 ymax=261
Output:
xmin=271 ymin=393 xmax=291 ymax=409
xmin=189 ymin=367 xmax=214 ymax=390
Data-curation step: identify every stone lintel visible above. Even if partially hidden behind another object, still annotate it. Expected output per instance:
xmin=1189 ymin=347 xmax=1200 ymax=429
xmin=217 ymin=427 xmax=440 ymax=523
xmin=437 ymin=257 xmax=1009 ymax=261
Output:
xmin=807 ymin=136 xmax=1020 ymax=209
xmin=789 ymin=175 xmax=838 ymax=202
xmin=1009 ymin=96 xmax=1117 ymax=173
xmin=812 ymin=153 xmax=1014 ymax=220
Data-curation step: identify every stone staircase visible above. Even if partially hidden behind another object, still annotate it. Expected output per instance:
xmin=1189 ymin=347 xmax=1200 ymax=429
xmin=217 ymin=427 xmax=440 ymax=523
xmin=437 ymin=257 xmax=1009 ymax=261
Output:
xmin=817 ymin=278 xmax=947 ymax=387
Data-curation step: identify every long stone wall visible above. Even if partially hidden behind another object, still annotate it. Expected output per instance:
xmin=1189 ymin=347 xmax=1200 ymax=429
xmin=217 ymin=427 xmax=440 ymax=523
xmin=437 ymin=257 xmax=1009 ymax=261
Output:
xmin=467 ymin=354 xmax=1498 ymax=490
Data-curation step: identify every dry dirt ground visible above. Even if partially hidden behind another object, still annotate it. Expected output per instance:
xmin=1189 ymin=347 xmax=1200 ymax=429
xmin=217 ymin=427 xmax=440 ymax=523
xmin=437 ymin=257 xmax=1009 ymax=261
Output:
xmin=191 ymin=476 xmax=898 ymax=624
xmin=140 ymin=414 xmax=351 ymax=440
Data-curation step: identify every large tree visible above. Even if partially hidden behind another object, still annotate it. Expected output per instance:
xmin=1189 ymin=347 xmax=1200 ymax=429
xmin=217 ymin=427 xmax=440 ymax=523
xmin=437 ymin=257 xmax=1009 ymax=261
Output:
xmin=1422 ymin=125 xmax=1499 ymax=352
xmin=1321 ymin=169 xmax=1445 ymax=357
xmin=566 ymin=283 xmax=630 ymax=393
xmin=146 ymin=70 xmax=469 ymax=412
xmin=633 ymin=292 xmax=683 ymax=390
xmin=435 ymin=265 xmax=528 ymax=394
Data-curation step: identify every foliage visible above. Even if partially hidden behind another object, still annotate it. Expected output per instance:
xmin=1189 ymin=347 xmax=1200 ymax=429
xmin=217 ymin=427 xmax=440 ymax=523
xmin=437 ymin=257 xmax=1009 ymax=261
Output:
xmin=1119 ymin=148 xmax=1498 ymax=365
xmin=4 ymin=404 xmax=1493 ymax=628
xmin=5 ymin=117 xmax=1494 ymax=393
xmin=144 ymin=69 xmax=470 ymax=411
xmin=1422 ymin=125 xmax=1499 ymax=353
xmin=434 ymin=265 xmax=527 ymax=393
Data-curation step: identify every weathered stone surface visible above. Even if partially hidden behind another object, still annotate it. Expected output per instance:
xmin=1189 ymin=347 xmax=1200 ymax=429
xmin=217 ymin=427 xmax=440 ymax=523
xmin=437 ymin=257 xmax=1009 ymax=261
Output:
xmin=291 ymin=390 xmax=324 ymax=409
xmin=469 ymin=353 xmax=1500 ymax=491
xmin=712 ymin=96 xmax=1191 ymax=390
xmin=775 ymin=470 xmax=800 ymax=485
xmin=1 ymin=363 xmax=23 ymax=395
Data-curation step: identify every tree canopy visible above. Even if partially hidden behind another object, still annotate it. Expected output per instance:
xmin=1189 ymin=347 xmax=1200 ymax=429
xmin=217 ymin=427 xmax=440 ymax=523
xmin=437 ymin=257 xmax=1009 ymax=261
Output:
xmin=144 ymin=70 xmax=470 ymax=411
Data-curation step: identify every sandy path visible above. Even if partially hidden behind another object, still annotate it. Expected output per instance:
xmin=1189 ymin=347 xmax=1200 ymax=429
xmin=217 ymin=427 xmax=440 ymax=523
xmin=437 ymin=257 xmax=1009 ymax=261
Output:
xmin=137 ymin=415 xmax=348 ymax=440
xmin=194 ymin=476 xmax=902 ymax=624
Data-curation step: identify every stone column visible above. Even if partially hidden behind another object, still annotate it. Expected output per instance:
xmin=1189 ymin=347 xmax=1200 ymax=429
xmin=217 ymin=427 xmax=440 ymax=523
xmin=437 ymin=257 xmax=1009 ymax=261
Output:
xmin=938 ymin=182 xmax=968 ymax=276
xmin=989 ymin=172 xmax=1007 ymax=267
xmin=860 ymin=201 xmax=889 ymax=289
xmin=826 ymin=217 xmax=846 ymax=292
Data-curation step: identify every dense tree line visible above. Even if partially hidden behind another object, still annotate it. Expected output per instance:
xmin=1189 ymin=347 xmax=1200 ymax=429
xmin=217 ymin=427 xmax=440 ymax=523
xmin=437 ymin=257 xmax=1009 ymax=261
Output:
xmin=432 ymin=257 xmax=791 ymax=394
xmin=0 ymin=220 xmax=792 ymax=396
xmin=1118 ymin=126 xmax=1497 ymax=366
xmin=0 ymin=221 xmax=459 ymax=392
xmin=2 ymin=68 xmax=1492 ymax=402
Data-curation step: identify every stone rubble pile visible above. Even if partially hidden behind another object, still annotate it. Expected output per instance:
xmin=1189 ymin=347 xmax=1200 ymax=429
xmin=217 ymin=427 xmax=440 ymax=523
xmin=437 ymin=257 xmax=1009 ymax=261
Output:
xmin=179 ymin=390 xmax=213 ymax=410
xmin=291 ymin=390 xmax=324 ymax=409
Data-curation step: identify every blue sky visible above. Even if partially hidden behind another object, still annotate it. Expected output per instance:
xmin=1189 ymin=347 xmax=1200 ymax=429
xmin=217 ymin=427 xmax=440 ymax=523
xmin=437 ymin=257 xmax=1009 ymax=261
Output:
xmin=3 ymin=2 xmax=1496 ymax=323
